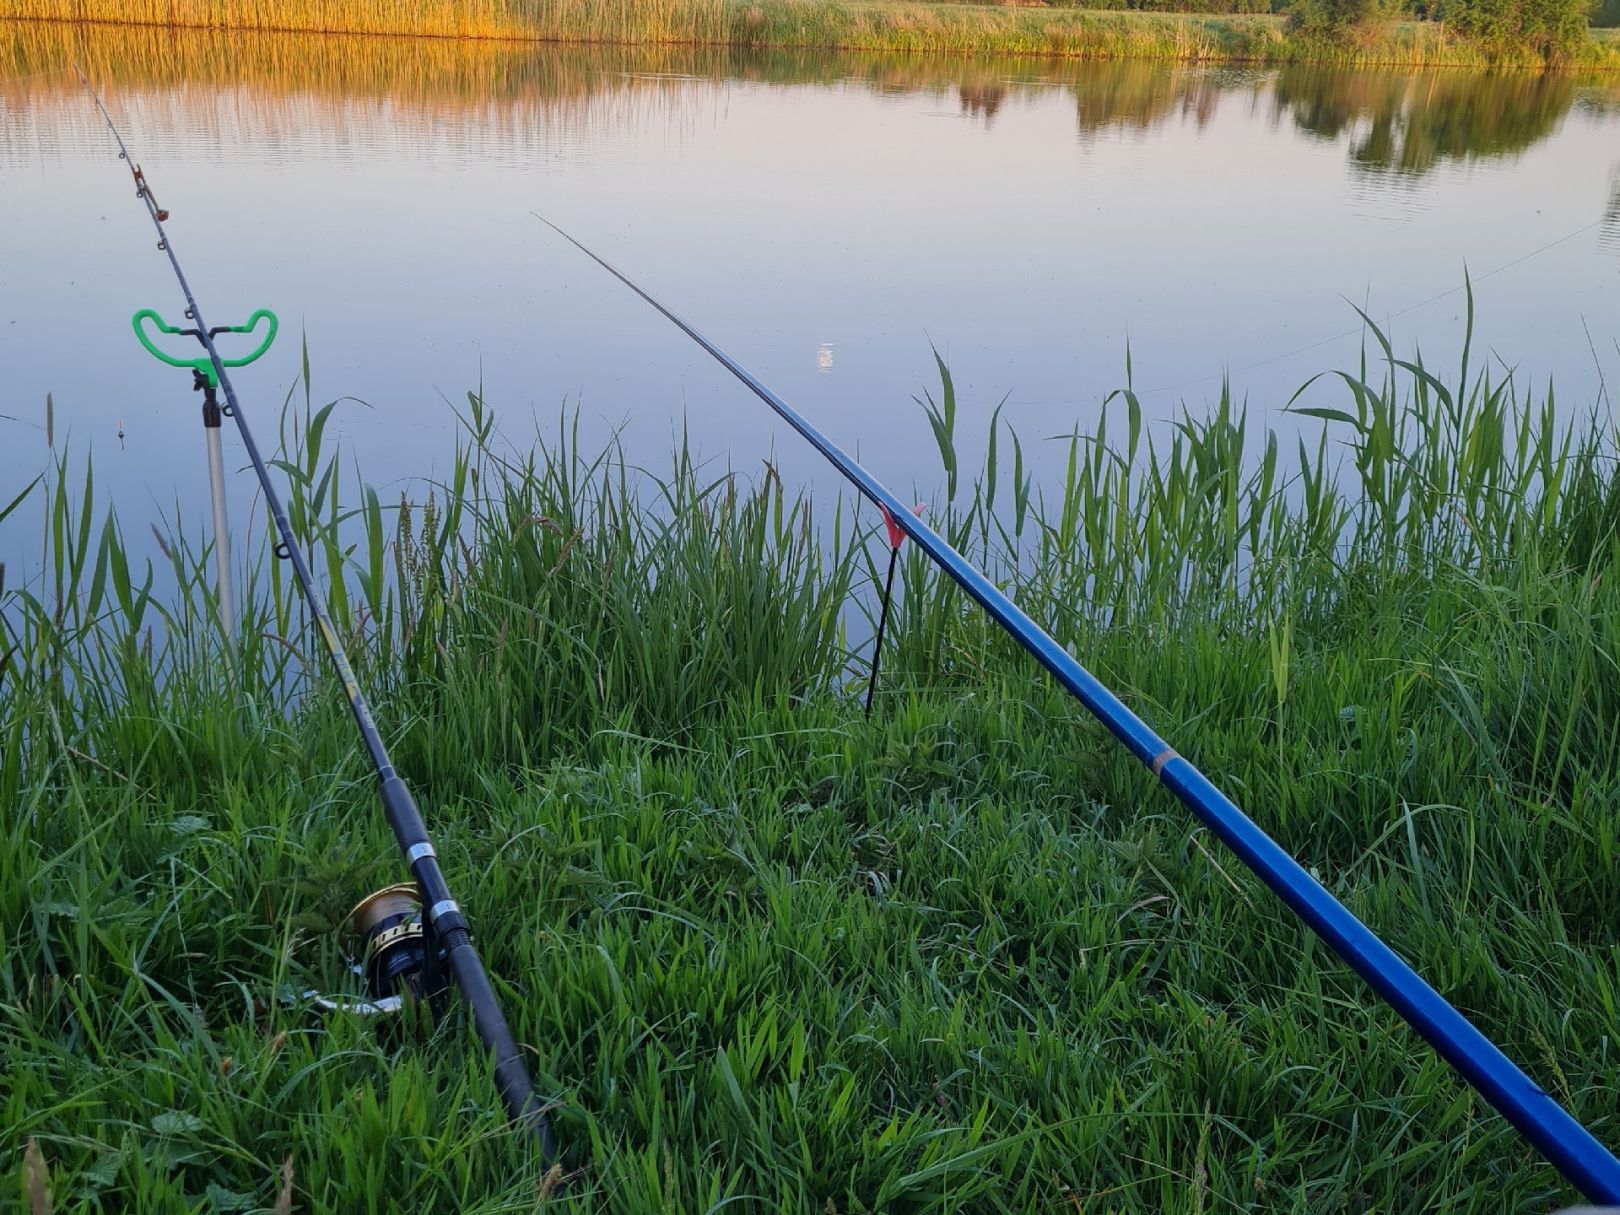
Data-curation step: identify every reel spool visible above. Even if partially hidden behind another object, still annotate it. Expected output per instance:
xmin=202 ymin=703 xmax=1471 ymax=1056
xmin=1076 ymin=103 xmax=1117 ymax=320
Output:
xmin=342 ymin=882 xmax=449 ymax=1009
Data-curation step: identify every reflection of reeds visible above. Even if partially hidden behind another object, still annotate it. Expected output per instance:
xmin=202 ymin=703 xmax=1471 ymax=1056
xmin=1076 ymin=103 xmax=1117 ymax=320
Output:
xmin=0 ymin=25 xmax=738 ymax=161
xmin=1603 ymin=169 xmax=1620 ymax=254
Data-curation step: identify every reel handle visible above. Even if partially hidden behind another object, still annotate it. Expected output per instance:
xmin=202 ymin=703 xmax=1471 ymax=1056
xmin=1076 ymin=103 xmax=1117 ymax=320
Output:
xmin=133 ymin=307 xmax=278 ymax=387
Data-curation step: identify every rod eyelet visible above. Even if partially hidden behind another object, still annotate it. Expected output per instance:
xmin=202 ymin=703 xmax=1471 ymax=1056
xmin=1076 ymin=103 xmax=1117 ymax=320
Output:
xmin=274 ymin=541 xmax=291 ymax=560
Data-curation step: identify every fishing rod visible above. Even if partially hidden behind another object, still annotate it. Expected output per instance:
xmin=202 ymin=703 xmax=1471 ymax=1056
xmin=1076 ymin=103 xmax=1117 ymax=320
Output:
xmin=78 ymin=67 xmax=556 ymax=1163
xmin=536 ymin=215 xmax=1620 ymax=1204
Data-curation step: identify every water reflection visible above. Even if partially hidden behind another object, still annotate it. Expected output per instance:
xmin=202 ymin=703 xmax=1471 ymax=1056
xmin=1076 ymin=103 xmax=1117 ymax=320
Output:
xmin=0 ymin=25 xmax=732 ymax=167
xmin=1603 ymin=171 xmax=1620 ymax=255
xmin=4 ymin=16 xmax=1616 ymax=576
xmin=1272 ymin=68 xmax=1579 ymax=175
xmin=958 ymin=81 xmax=1008 ymax=123
xmin=1071 ymin=61 xmax=1229 ymax=136
xmin=4 ymin=22 xmax=1616 ymax=183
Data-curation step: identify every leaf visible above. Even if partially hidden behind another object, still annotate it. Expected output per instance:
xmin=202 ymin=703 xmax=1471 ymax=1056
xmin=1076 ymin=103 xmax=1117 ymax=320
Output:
xmin=268 ymin=459 xmax=311 ymax=487
xmin=985 ymin=401 xmax=1000 ymax=511
xmin=916 ymin=390 xmax=957 ymax=501
xmin=306 ymin=400 xmax=341 ymax=479
xmin=170 ymin=816 xmax=209 ymax=837
xmin=205 ymin=1182 xmax=255 ymax=1212
xmin=715 ymin=1048 xmax=750 ymax=1121
xmin=1400 ymin=728 xmax=1419 ymax=778
xmin=932 ymin=345 xmax=955 ymax=436
xmin=0 ymin=474 xmax=41 ymax=526
xmin=151 ymin=1112 xmax=206 ymax=1136
xmin=83 ymin=1151 xmax=121 ymax=1192
xmin=1286 ymin=406 xmax=1362 ymax=429
xmin=1344 ymin=300 xmax=1395 ymax=368
xmin=108 ymin=525 xmax=132 ymax=617
xmin=916 ymin=345 xmax=959 ymax=501
xmin=364 ymin=484 xmax=384 ymax=600
xmin=1011 ymin=428 xmax=1030 ymax=539
xmin=86 ymin=516 xmax=114 ymax=621
xmin=1394 ymin=359 xmax=1455 ymax=412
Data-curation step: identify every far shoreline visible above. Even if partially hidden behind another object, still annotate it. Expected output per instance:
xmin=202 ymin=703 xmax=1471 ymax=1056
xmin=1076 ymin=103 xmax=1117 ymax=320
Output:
xmin=3 ymin=1 xmax=1618 ymax=72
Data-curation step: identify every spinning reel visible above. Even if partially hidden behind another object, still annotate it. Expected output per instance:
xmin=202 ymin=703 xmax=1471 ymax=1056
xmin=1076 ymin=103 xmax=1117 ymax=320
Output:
xmin=307 ymin=883 xmax=451 ymax=1017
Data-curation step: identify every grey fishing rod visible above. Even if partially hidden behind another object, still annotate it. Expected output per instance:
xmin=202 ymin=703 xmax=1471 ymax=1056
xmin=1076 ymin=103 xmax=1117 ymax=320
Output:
xmin=536 ymin=215 xmax=1620 ymax=1203
xmin=80 ymin=68 xmax=556 ymax=1162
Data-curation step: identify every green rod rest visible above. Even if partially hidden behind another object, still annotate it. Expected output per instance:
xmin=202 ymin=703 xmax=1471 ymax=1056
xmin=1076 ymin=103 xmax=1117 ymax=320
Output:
xmin=133 ymin=308 xmax=278 ymax=387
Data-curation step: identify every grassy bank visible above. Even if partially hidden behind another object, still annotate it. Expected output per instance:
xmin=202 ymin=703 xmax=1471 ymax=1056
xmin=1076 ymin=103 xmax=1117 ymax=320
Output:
xmin=5 ymin=316 xmax=1620 ymax=1210
xmin=6 ymin=0 xmax=1620 ymax=69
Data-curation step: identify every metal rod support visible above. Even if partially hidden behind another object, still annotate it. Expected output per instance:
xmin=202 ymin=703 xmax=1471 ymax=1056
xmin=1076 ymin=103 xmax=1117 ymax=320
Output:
xmin=202 ymin=400 xmax=234 ymax=639
xmin=537 ymin=213 xmax=1620 ymax=1205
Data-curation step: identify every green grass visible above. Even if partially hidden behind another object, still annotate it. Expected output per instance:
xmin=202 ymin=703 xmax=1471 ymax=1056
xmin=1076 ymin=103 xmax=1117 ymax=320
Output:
xmin=5 ymin=306 xmax=1620 ymax=1211
xmin=6 ymin=0 xmax=1620 ymax=68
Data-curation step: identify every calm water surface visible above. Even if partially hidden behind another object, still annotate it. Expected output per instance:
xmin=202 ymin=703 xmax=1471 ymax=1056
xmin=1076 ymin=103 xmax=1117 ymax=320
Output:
xmin=2 ymin=26 xmax=1619 ymax=565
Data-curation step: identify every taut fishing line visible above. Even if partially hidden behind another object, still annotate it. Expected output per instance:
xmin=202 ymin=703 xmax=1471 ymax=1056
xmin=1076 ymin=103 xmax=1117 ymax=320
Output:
xmin=977 ymin=211 xmax=1609 ymax=408
xmin=1132 ymin=214 xmax=1608 ymax=398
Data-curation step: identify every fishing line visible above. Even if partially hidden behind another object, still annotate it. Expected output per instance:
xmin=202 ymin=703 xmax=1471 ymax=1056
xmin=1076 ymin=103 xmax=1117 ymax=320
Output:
xmin=1132 ymin=214 xmax=1610 ymax=398
xmin=77 ymin=64 xmax=557 ymax=1164
xmin=0 ymin=66 xmax=72 ymax=87
xmin=973 ymin=212 xmax=1608 ymax=409
xmin=536 ymin=211 xmax=1620 ymax=1204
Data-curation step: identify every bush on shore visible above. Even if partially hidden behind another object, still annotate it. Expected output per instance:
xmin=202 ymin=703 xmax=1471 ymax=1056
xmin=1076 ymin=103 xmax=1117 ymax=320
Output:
xmin=1436 ymin=0 xmax=1595 ymax=57
xmin=1290 ymin=0 xmax=1593 ymax=59
xmin=1289 ymin=0 xmax=1390 ymax=42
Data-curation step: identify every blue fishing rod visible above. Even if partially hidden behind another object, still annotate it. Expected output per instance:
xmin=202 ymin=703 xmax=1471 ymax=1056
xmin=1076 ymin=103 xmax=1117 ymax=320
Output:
xmin=536 ymin=215 xmax=1620 ymax=1204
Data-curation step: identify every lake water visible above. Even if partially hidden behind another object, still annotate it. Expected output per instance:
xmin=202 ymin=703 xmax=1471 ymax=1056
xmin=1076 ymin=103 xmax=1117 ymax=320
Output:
xmin=3 ymin=25 xmax=1619 ymax=572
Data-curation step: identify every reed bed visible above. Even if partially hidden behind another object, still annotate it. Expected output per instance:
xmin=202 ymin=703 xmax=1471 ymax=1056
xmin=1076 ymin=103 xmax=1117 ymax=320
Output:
xmin=4 ymin=306 xmax=1620 ymax=1210
xmin=6 ymin=0 xmax=1620 ymax=68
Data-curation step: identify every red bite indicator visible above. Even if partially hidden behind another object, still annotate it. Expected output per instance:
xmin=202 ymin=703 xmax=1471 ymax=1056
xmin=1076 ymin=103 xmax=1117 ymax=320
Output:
xmin=880 ymin=502 xmax=925 ymax=550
